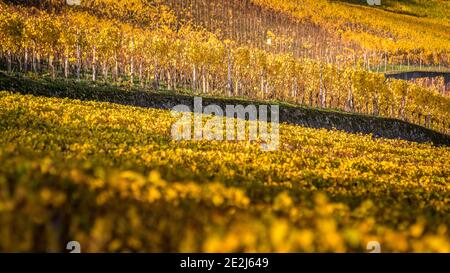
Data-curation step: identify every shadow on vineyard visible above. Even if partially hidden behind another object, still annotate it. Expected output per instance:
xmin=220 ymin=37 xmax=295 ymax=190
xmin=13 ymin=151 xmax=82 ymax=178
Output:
xmin=0 ymin=0 xmax=449 ymax=257
xmin=1 ymin=71 xmax=448 ymax=146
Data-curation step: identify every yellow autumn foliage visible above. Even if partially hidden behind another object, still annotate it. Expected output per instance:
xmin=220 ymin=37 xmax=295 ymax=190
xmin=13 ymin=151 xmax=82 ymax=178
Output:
xmin=0 ymin=91 xmax=448 ymax=252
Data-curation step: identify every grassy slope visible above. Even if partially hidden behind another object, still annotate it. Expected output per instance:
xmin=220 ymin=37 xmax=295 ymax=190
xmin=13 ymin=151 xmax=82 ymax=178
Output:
xmin=330 ymin=0 xmax=450 ymax=38
xmin=0 ymin=91 xmax=449 ymax=252
xmin=1 ymin=72 xmax=448 ymax=145
xmin=345 ymin=0 xmax=450 ymax=20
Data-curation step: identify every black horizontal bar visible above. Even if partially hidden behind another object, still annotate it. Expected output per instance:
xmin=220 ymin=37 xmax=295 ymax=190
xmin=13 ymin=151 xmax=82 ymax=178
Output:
xmin=0 ymin=253 xmax=446 ymax=272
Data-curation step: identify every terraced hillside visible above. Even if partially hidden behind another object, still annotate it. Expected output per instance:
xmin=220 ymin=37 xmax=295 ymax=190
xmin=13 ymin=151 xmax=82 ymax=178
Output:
xmin=0 ymin=0 xmax=449 ymax=254
xmin=164 ymin=0 xmax=450 ymax=69
xmin=1 ymin=1 xmax=449 ymax=133
xmin=1 ymin=72 xmax=448 ymax=145
xmin=0 ymin=91 xmax=449 ymax=252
